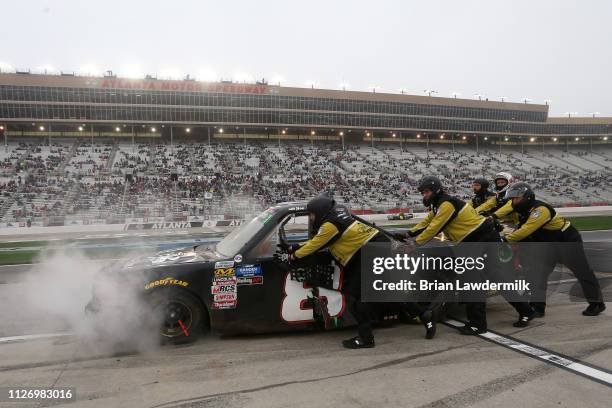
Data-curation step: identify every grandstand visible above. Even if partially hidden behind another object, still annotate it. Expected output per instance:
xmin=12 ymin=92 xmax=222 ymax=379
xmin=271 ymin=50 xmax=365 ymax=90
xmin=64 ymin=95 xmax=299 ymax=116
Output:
xmin=0 ymin=72 xmax=611 ymax=225
xmin=0 ymin=138 xmax=611 ymax=225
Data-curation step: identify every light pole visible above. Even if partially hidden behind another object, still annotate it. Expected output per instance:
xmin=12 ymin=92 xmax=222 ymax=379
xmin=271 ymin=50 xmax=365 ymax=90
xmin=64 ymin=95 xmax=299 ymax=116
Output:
xmin=399 ymin=131 xmax=403 ymax=154
xmin=475 ymin=134 xmax=479 ymax=154
xmin=78 ymin=125 xmax=83 ymax=153
xmin=340 ymin=131 xmax=345 ymax=151
xmin=113 ymin=126 xmax=120 ymax=152
xmin=278 ymin=129 xmax=282 ymax=149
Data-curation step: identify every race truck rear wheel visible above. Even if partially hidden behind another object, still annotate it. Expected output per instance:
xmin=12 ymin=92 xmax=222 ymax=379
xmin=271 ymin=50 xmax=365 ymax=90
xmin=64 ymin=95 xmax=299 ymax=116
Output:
xmin=148 ymin=289 xmax=207 ymax=344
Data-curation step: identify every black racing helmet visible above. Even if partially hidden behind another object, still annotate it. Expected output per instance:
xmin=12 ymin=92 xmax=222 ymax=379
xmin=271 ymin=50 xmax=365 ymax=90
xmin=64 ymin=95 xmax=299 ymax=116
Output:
xmin=307 ymin=193 xmax=335 ymax=230
xmin=418 ymin=176 xmax=443 ymax=207
xmin=504 ymin=182 xmax=535 ymax=212
xmin=472 ymin=177 xmax=490 ymax=194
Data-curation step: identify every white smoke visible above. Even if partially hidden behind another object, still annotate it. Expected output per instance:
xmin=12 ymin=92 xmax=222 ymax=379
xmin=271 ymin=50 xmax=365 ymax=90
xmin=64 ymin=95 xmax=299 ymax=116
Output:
xmin=22 ymin=248 xmax=161 ymax=355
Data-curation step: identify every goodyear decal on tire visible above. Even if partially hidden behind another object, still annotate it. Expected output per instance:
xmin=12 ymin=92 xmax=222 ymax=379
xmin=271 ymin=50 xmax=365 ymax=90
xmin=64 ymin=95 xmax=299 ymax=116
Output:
xmin=144 ymin=277 xmax=189 ymax=290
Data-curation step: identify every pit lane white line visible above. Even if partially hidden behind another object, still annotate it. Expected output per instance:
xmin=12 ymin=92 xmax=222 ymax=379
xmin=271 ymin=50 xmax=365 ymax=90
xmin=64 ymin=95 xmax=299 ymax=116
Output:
xmin=443 ymin=319 xmax=612 ymax=387
xmin=0 ymin=332 xmax=74 ymax=344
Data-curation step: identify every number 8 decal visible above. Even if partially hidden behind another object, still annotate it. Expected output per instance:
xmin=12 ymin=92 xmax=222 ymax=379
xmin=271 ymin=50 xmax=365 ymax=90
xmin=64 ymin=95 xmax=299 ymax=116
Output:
xmin=280 ymin=265 xmax=345 ymax=323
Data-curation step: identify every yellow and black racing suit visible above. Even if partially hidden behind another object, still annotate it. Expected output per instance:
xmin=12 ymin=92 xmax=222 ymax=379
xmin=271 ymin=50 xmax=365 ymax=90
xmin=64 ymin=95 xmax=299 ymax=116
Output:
xmin=504 ymin=200 xmax=603 ymax=312
xmin=476 ymin=193 xmax=519 ymax=224
xmin=409 ymin=195 xmax=486 ymax=245
xmin=408 ymin=194 xmax=532 ymax=330
xmin=294 ymin=205 xmax=380 ymax=340
xmin=471 ymin=190 xmax=495 ymax=210
xmin=294 ymin=206 xmax=379 ymax=266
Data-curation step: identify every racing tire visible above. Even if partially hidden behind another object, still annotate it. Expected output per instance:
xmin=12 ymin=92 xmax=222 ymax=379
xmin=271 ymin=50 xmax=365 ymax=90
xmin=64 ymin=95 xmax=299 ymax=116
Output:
xmin=148 ymin=289 xmax=208 ymax=345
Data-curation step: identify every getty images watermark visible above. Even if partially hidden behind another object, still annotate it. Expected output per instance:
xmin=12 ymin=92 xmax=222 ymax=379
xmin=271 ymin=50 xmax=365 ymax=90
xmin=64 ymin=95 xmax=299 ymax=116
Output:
xmin=360 ymin=241 xmax=570 ymax=303
xmin=371 ymin=252 xmax=529 ymax=292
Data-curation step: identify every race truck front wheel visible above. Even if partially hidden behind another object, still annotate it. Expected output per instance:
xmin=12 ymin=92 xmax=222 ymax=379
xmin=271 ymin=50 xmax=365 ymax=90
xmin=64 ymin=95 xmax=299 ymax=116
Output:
xmin=148 ymin=289 xmax=207 ymax=344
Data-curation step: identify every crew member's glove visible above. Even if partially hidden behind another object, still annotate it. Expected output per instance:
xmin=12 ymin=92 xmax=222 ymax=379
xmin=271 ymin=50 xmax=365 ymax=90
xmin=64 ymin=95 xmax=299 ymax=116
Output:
xmin=277 ymin=243 xmax=301 ymax=253
xmin=400 ymin=237 xmax=417 ymax=254
xmin=277 ymin=242 xmax=290 ymax=252
xmin=493 ymin=220 xmax=504 ymax=232
xmin=392 ymin=232 xmax=407 ymax=241
xmin=500 ymin=236 xmax=508 ymax=242
xmin=288 ymin=244 xmax=302 ymax=254
xmin=273 ymin=251 xmax=290 ymax=264
xmin=406 ymin=230 xmax=419 ymax=237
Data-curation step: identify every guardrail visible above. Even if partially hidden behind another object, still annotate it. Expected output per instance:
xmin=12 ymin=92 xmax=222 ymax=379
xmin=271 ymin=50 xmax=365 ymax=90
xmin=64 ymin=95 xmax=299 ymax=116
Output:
xmin=1 ymin=206 xmax=611 ymax=236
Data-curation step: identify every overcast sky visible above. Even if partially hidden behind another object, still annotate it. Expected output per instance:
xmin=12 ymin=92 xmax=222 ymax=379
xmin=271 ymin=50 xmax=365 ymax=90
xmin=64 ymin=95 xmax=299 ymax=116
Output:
xmin=1 ymin=0 xmax=611 ymax=116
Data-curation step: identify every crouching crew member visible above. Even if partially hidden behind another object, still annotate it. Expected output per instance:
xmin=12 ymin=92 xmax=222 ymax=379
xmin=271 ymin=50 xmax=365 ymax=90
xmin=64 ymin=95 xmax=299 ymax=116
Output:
xmin=394 ymin=176 xmax=535 ymax=334
xmin=289 ymin=194 xmax=380 ymax=349
xmin=502 ymin=183 xmax=606 ymax=317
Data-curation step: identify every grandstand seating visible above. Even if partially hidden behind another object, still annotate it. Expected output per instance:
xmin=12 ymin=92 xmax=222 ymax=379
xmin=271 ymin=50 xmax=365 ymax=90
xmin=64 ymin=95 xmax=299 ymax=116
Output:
xmin=0 ymin=139 xmax=611 ymax=224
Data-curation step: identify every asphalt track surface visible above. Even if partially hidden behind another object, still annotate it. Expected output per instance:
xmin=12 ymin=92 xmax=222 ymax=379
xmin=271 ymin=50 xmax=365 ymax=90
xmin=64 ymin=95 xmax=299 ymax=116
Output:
xmin=0 ymin=232 xmax=610 ymax=407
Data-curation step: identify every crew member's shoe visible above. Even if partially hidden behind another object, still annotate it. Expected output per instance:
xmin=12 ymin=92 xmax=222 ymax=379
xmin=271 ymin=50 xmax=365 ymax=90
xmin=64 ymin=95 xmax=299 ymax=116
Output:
xmin=582 ymin=302 xmax=606 ymax=316
xmin=530 ymin=302 xmax=546 ymax=318
xmin=342 ymin=336 xmax=375 ymax=349
xmin=458 ymin=325 xmax=487 ymax=335
xmin=420 ymin=310 xmax=437 ymax=339
xmin=513 ymin=309 xmax=537 ymax=327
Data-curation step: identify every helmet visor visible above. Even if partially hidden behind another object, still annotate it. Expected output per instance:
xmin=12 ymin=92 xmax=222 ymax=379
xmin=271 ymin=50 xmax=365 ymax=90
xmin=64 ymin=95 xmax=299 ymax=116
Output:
xmin=504 ymin=185 xmax=528 ymax=200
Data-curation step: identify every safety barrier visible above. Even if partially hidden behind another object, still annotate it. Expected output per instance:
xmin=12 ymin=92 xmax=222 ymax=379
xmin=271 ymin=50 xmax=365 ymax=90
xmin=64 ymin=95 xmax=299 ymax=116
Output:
xmin=1 ymin=206 xmax=611 ymax=236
